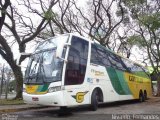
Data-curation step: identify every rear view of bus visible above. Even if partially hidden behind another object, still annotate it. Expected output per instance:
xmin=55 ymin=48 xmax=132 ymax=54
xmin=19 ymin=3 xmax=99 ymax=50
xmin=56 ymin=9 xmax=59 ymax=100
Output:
xmin=23 ymin=34 xmax=90 ymax=107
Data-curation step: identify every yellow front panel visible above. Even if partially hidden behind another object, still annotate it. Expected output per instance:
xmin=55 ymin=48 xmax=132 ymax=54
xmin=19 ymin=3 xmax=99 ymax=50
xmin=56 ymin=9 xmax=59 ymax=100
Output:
xmin=26 ymin=85 xmax=39 ymax=94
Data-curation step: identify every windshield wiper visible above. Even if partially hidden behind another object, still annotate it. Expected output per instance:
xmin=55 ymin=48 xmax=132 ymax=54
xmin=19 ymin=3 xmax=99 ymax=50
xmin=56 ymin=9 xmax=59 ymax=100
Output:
xmin=26 ymin=55 xmax=41 ymax=84
xmin=38 ymin=55 xmax=46 ymax=83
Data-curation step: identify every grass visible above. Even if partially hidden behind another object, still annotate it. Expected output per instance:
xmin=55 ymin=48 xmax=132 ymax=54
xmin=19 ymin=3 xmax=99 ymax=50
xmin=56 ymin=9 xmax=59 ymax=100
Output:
xmin=0 ymin=99 xmax=25 ymax=105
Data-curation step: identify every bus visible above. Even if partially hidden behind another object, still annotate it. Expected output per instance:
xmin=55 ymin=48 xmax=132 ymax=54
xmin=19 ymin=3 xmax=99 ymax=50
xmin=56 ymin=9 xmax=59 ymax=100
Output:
xmin=22 ymin=33 xmax=152 ymax=111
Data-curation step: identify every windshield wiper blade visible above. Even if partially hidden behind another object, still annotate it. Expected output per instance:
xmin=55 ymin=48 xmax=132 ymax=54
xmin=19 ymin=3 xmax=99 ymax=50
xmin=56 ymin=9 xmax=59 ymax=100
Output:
xmin=39 ymin=53 xmax=46 ymax=84
xmin=26 ymin=55 xmax=41 ymax=84
xmin=29 ymin=56 xmax=40 ymax=75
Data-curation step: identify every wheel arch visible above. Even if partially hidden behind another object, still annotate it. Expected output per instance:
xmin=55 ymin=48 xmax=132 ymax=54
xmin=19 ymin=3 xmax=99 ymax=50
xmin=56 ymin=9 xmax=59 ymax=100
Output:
xmin=90 ymin=86 xmax=104 ymax=103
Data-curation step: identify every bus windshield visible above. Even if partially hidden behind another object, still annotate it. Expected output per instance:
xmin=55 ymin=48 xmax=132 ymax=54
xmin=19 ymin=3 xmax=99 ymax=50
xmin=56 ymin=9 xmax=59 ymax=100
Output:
xmin=25 ymin=49 xmax=64 ymax=84
xmin=35 ymin=35 xmax=69 ymax=52
xmin=24 ymin=35 xmax=69 ymax=84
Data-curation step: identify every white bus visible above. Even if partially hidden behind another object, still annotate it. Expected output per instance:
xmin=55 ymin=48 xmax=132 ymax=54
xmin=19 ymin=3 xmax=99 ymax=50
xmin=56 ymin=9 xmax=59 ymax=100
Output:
xmin=23 ymin=33 xmax=152 ymax=111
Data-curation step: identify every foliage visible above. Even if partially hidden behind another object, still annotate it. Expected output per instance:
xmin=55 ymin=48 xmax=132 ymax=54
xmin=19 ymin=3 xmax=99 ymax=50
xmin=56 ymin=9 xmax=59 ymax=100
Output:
xmin=139 ymin=13 xmax=160 ymax=31
xmin=122 ymin=0 xmax=147 ymax=5
xmin=122 ymin=0 xmax=160 ymax=95
xmin=0 ymin=0 xmax=59 ymax=99
xmin=9 ymin=80 xmax=16 ymax=92
xmin=44 ymin=10 xmax=57 ymax=20
xmin=127 ymin=35 xmax=145 ymax=48
xmin=0 ymin=99 xmax=24 ymax=105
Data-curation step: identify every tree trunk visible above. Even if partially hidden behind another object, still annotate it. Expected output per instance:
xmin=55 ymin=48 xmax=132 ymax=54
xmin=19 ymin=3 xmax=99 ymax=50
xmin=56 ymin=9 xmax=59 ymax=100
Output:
xmin=7 ymin=59 xmax=23 ymax=99
xmin=157 ymin=78 xmax=160 ymax=97
xmin=12 ymin=65 xmax=23 ymax=99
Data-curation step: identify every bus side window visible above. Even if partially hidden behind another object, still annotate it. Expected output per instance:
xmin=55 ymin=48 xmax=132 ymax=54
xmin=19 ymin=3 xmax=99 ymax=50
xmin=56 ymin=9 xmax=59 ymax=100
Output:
xmin=90 ymin=44 xmax=102 ymax=65
xmin=65 ymin=36 xmax=89 ymax=85
xmin=107 ymin=52 xmax=127 ymax=71
xmin=121 ymin=58 xmax=134 ymax=72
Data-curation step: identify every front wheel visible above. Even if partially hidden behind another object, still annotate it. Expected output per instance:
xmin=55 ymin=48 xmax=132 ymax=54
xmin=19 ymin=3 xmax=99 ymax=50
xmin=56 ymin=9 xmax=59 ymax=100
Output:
xmin=90 ymin=89 xmax=99 ymax=111
xmin=58 ymin=106 xmax=71 ymax=116
xmin=60 ymin=106 xmax=68 ymax=111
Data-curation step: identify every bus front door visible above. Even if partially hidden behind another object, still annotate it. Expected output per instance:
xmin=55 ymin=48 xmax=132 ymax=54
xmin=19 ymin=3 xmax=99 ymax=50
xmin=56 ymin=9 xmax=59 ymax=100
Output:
xmin=63 ymin=36 xmax=89 ymax=106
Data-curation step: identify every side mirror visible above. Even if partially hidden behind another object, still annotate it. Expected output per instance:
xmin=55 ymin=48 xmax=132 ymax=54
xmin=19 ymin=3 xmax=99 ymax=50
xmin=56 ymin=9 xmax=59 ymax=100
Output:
xmin=16 ymin=52 xmax=32 ymax=65
xmin=56 ymin=43 xmax=70 ymax=62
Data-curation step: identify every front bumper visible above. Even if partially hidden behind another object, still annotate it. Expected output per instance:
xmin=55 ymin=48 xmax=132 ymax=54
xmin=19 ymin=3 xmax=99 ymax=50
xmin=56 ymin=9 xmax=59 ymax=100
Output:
xmin=23 ymin=91 xmax=66 ymax=106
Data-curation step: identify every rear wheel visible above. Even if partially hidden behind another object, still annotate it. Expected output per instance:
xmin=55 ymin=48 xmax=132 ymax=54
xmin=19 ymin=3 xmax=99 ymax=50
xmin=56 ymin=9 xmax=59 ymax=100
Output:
xmin=139 ymin=92 xmax=145 ymax=102
xmin=144 ymin=91 xmax=147 ymax=100
xmin=90 ymin=89 xmax=99 ymax=111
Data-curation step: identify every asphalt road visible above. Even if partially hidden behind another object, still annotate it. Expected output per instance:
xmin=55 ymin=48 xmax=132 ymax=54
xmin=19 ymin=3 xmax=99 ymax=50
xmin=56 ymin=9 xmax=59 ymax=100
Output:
xmin=1 ymin=97 xmax=160 ymax=120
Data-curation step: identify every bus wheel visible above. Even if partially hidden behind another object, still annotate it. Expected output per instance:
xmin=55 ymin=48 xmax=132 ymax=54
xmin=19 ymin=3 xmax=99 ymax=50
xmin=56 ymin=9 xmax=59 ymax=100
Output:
xmin=59 ymin=107 xmax=71 ymax=116
xmin=90 ymin=89 xmax=99 ymax=111
xmin=144 ymin=90 xmax=147 ymax=100
xmin=139 ymin=91 xmax=145 ymax=102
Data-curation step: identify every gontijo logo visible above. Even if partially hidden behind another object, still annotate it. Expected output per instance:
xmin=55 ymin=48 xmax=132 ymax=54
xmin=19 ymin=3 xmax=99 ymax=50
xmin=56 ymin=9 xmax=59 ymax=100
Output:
xmin=72 ymin=91 xmax=88 ymax=103
xmin=129 ymin=76 xmax=143 ymax=83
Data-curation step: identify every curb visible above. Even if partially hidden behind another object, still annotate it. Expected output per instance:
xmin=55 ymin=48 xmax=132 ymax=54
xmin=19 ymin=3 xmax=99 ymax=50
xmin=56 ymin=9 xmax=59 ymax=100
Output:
xmin=0 ymin=106 xmax=48 ymax=113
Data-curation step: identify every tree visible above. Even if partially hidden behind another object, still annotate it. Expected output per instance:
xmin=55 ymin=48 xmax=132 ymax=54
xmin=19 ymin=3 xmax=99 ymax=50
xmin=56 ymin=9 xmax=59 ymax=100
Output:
xmin=0 ymin=0 xmax=59 ymax=99
xmin=123 ymin=0 xmax=160 ymax=96
xmin=44 ymin=0 xmax=125 ymax=49
xmin=0 ymin=0 xmax=128 ymax=99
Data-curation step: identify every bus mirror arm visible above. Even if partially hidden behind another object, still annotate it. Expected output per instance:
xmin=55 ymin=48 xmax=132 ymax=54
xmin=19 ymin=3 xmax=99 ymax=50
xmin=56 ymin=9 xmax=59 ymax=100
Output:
xmin=64 ymin=43 xmax=71 ymax=46
xmin=56 ymin=42 xmax=70 ymax=62
xmin=57 ymin=57 xmax=68 ymax=63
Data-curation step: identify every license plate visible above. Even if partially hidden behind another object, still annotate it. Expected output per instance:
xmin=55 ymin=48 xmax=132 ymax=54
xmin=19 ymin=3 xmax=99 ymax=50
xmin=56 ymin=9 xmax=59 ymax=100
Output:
xmin=32 ymin=97 xmax=39 ymax=101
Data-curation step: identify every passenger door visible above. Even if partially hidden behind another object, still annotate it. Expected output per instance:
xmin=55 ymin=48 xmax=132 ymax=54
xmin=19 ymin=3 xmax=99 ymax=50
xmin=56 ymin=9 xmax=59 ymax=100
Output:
xmin=64 ymin=36 xmax=90 ymax=106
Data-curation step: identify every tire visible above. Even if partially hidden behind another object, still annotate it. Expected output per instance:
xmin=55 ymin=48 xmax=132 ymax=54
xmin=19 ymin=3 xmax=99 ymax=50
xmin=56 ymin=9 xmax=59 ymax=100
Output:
xmin=60 ymin=106 xmax=68 ymax=111
xmin=144 ymin=91 xmax=147 ymax=100
xmin=59 ymin=106 xmax=71 ymax=116
xmin=139 ymin=92 xmax=145 ymax=102
xmin=90 ymin=89 xmax=99 ymax=111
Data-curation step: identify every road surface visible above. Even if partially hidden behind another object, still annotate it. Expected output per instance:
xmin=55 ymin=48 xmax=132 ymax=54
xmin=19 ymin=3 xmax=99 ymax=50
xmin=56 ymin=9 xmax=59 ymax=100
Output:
xmin=1 ymin=97 xmax=160 ymax=120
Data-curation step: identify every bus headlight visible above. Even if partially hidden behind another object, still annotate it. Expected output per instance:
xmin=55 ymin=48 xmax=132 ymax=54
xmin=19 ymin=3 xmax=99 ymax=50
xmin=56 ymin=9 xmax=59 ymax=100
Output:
xmin=48 ymin=86 xmax=61 ymax=93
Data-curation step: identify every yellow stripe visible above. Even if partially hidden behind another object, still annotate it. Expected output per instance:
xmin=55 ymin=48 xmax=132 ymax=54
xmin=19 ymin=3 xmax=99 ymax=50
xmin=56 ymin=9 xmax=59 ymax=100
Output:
xmin=124 ymin=72 xmax=152 ymax=99
xmin=26 ymin=85 xmax=39 ymax=94
xmin=25 ymin=85 xmax=48 ymax=94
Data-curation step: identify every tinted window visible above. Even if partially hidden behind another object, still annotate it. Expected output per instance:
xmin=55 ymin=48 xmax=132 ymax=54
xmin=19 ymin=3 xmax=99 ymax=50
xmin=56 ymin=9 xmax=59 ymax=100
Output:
xmin=122 ymin=58 xmax=132 ymax=70
xmin=132 ymin=64 xmax=148 ymax=77
xmin=108 ymin=53 xmax=128 ymax=71
xmin=91 ymin=44 xmax=103 ymax=65
xmin=90 ymin=44 xmax=128 ymax=71
xmin=91 ymin=44 xmax=148 ymax=77
xmin=91 ymin=44 xmax=111 ymax=66
xmin=65 ymin=36 xmax=89 ymax=85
